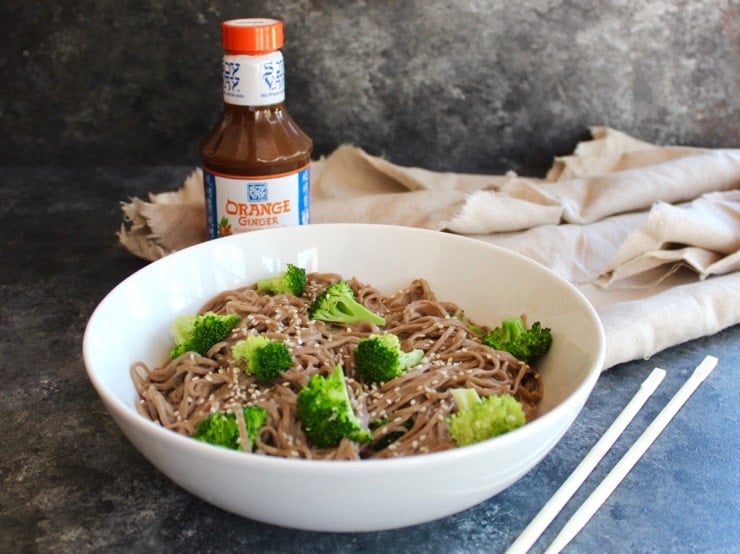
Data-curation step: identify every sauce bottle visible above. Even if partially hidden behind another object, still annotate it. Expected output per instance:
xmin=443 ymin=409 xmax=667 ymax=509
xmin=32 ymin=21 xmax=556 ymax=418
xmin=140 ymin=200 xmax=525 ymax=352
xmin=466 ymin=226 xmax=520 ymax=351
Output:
xmin=200 ymin=18 xmax=313 ymax=238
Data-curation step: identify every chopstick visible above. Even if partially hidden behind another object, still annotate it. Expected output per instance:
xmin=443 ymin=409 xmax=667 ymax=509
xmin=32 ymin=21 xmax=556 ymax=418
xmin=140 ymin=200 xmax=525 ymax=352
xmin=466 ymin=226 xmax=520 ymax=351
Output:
xmin=506 ymin=367 xmax=666 ymax=554
xmin=544 ymin=354 xmax=719 ymax=553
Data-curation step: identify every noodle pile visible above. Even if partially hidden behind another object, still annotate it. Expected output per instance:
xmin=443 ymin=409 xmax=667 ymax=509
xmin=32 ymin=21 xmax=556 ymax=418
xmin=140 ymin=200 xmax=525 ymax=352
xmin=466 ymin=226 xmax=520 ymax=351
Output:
xmin=131 ymin=273 xmax=543 ymax=460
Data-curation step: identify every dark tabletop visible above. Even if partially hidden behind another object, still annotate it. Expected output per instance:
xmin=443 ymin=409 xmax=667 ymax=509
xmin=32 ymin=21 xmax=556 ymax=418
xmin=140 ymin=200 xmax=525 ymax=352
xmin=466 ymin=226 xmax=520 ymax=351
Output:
xmin=2 ymin=166 xmax=738 ymax=553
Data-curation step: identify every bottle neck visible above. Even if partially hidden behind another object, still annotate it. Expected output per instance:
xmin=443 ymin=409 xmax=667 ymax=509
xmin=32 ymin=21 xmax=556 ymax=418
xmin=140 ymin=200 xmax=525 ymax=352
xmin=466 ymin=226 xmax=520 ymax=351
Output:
xmin=222 ymin=51 xmax=285 ymax=106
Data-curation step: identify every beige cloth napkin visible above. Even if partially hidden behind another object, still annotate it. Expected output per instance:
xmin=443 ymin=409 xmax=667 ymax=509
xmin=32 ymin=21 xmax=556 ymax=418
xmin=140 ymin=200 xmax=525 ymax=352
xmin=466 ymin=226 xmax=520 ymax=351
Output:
xmin=118 ymin=126 xmax=740 ymax=369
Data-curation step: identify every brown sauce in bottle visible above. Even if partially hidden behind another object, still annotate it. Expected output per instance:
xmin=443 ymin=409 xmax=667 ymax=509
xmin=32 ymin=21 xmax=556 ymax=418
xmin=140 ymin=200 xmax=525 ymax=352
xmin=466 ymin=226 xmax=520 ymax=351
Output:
xmin=200 ymin=19 xmax=312 ymax=238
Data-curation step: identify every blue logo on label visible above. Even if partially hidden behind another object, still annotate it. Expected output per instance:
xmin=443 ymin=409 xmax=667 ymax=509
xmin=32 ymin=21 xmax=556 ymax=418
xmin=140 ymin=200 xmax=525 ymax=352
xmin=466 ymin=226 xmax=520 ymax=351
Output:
xmin=262 ymin=59 xmax=284 ymax=93
xmin=222 ymin=61 xmax=241 ymax=92
xmin=248 ymin=182 xmax=269 ymax=201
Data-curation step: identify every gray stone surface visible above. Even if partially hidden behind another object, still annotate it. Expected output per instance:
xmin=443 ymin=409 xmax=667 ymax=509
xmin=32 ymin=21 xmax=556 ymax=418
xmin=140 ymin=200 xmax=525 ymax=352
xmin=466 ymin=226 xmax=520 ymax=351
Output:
xmin=2 ymin=1 xmax=739 ymax=175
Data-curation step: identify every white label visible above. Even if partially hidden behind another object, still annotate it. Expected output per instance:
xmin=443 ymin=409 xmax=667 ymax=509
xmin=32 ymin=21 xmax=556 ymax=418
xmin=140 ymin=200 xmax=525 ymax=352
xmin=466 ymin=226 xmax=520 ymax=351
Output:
xmin=222 ymin=52 xmax=285 ymax=106
xmin=203 ymin=167 xmax=310 ymax=238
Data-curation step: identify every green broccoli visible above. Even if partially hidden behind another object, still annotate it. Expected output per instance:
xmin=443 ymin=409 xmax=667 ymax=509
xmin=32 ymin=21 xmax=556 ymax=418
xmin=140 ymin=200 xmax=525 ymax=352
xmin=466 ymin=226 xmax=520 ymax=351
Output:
xmin=481 ymin=316 xmax=552 ymax=365
xmin=296 ymin=365 xmax=372 ymax=448
xmin=193 ymin=405 xmax=267 ymax=452
xmin=354 ymin=333 xmax=424 ymax=384
xmin=256 ymin=263 xmax=307 ymax=296
xmin=232 ymin=334 xmax=292 ymax=382
xmin=169 ymin=312 xmax=241 ymax=358
xmin=447 ymin=388 xmax=525 ymax=446
xmin=308 ymin=280 xmax=385 ymax=326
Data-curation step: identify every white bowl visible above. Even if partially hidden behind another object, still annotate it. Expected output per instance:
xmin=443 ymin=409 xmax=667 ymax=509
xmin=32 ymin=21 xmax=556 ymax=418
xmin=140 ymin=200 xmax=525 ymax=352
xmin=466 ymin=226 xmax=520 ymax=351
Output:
xmin=83 ymin=223 xmax=605 ymax=532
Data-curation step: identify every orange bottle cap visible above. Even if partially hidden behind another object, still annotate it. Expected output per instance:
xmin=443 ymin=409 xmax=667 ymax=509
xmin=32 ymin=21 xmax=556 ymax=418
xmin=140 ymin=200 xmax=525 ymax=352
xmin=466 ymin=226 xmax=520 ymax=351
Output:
xmin=221 ymin=18 xmax=284 ymax=54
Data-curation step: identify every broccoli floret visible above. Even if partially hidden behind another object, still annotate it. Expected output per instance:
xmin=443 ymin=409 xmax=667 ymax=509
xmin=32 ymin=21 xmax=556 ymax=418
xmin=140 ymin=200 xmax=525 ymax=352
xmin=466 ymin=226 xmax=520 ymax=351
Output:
xmin=296 ymin=365 xmax=372 ymax=448
xmin=482 ymin=316 xmax=552 ymax=365
xmin=308 ymin=280 xmax=385 ymax=326
xmin=354 ymin=333 xmax=424 ymax=384
xmin=232 ymin=335 xmax=292 ymax=382
xmin=241 ymin=406 xmax=268 ymax=451
xmin=447 ymin=388 xmax=525 ymax=446
xmin=256 ymin=263 xmax=307 ymax=296
xmin=193 ymin=405 xmax=267 ymax=452
xmin=170 ymin=312 xmax=241 ymax=358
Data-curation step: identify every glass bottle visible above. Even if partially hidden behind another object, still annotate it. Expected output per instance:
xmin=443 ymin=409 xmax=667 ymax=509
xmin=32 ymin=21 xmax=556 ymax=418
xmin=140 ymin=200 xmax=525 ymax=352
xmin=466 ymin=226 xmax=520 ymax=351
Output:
xmin=200 ymin=18 xmax=313 ymax=238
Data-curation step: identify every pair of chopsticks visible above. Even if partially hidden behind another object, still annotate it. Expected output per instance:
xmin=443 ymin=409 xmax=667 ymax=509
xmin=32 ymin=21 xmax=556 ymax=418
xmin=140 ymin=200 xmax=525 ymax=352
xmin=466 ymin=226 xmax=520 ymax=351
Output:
xmin=507 ymin=354 xmax=719 ymax=554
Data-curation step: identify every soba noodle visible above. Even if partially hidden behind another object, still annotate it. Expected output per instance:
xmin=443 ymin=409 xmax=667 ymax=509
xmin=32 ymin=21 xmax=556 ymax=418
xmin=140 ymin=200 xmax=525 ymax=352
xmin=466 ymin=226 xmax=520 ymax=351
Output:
xmin=131 ymin=274 xmax=543 ymax=460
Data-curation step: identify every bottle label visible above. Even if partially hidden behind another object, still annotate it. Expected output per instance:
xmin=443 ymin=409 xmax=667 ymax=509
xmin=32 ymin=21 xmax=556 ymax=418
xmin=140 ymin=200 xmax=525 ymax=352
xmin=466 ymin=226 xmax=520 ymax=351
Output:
xmin=203 ymin=166 xmax=310 ymax=238
xmin=222 ymin=52 xmax=285 ymax=106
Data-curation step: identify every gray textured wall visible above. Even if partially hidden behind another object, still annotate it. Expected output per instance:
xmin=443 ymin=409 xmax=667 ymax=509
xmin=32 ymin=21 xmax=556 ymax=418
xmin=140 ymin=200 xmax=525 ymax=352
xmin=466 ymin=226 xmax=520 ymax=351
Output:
xmin=2 ymin=1 xmax=738 ymax=175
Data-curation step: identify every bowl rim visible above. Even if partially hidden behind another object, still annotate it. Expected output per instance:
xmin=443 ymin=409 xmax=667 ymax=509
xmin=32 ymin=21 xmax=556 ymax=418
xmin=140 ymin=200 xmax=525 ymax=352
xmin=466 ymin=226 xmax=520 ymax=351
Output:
xmin=83 ymin=223 xmax=606 ymax=470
